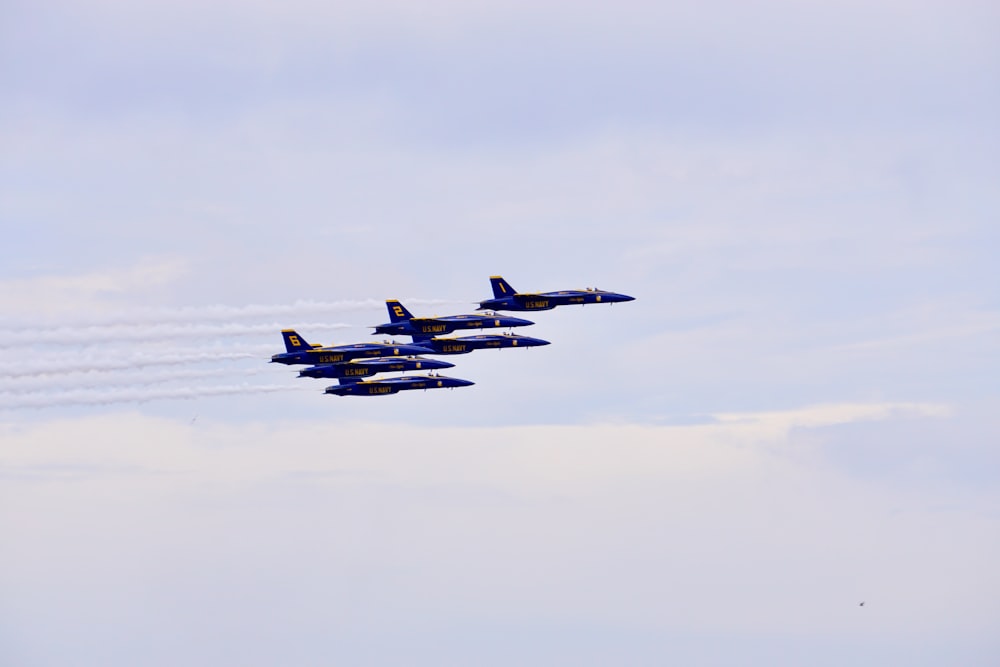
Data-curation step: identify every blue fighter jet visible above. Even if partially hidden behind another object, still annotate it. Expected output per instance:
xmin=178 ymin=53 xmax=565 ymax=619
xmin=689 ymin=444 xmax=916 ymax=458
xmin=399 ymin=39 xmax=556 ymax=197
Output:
xmin=325 ymin=374 xmax=474 ymax=396
xmin=414 ymin=332 xmax=550 ymax=355
xmin=477 ymin=276 xmax=635 ymax=311
xmin=270 ymin=329 xmax=433 ymax=365
xmin=298 ymin=356 xmax=455 ymax=379
xmin=372 ymin=300 xmax=535 ymax=338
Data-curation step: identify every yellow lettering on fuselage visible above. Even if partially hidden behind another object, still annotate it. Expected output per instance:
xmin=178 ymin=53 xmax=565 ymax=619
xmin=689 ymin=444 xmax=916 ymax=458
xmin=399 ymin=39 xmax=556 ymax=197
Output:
xmin=318 ymin=354 xmax=345 ymax=363
xmin=368 ymin=386 xmax=393 ymax=394
xmin=525 ymin=300 xmax=549 ymax=309
xmin=345 ymin=367 xmax=368 ymax=376
xmin=442 ymin=344 xmax=467 ymax=353
xmin=420 ymin=324 xmax=447 ymax=333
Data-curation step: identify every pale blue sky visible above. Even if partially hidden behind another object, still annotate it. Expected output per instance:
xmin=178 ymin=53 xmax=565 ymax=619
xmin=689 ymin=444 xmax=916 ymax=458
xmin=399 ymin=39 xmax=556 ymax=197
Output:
xmin=1 ymin=1 xmax=998 ymax=665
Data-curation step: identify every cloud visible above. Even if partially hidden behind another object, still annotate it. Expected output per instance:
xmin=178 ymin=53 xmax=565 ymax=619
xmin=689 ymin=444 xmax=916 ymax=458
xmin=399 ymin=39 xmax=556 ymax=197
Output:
xmin=0 ymin=403 xmax=996 ymax=665
xmin=0 ymin=258 xmax=188 ymax=316
xmin=711 ymin=402 xmax=953 ymax=441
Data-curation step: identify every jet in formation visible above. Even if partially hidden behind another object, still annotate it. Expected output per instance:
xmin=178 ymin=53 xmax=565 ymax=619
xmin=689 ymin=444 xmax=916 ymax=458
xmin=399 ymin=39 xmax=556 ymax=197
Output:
xmin=477 ymin=275 xmax=635 ymax=311
xmin=270 ymin=330 xmax=433 ymax=365
xmin=371 ymin=299 xmax=551 ymax=353
xmin=412 ymin=332 xmax=550 ymax=355
xmin=372 ymin=300 xmax=535 ymax=337
xmin=325 ymin=374 xmax=475 ymax=396
xmin=297 ymin=356 xmax=455 ymax=379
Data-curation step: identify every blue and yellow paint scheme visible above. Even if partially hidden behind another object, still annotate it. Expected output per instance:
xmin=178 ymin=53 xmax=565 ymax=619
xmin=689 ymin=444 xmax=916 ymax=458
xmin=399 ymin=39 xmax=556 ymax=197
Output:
xmin=324 ymin=374 xmax=474 ymax=396
xmin=477 ymin=276 xmax=635 ymax=311
xmin=372 ymin=300 xmax=535 ymax=338
xmin=270 ymin=329 xmax=433 ymax=365
xmin=298 ymin=356 xmax=455 ymax=379
xmin=413 ymin=332 xmax=551 ymax=355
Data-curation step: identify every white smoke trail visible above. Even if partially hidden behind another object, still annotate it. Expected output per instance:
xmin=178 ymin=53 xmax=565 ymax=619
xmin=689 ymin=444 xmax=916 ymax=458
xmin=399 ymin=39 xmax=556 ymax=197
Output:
xmin=0 ymin=298 xmax=468 ymax=330
xmin=0 ymin=366 xmax=273 ymax=394
xmin=0 ymin=321 xmax=353 ymax=349
xmin=0 ymin=383 xmax=312 ymax=410
xmin=0 ymin=296 xmax=471 ymax=410
xmin=0 ymin=348 xmax=269 ymax=378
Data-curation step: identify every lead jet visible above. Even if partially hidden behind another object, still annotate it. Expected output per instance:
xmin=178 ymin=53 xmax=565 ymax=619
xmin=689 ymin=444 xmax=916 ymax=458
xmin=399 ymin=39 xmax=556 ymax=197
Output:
xmin=372 ymin=300 xmax=535 ymax=338
xmin=325 ymin=374 xmax=474 ymax=396
xmin=298 ymin=356 xmax=455 ymax=379
xmin=270 ymin=329 xmax=432 ymax=366
xmin=414 ymin=332 xmax=550 ymax=355
xmin=477 ymin=276 xmax=635 ymax=311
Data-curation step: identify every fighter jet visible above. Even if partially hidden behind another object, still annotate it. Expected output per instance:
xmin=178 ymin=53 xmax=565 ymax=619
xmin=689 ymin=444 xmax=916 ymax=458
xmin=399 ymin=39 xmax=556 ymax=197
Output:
xmin=477 ymin=276 xmax=635 ymax=311
xmin=270 ymin=329 xmax=433 ymax=366
xmin=297 ymin=356 xmax=455 ymax=379
xmin=414 ymin=332 xmax=550 ymax=355
xmin=372 ymin=299 xmax=535 ymax=338
xmin=324 ymin=374 xmax=474 ymax=396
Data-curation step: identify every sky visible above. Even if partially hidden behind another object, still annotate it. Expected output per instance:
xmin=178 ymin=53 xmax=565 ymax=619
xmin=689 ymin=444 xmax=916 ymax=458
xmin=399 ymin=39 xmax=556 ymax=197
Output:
xmin=1 ymin=0 xmax=999 ymax=664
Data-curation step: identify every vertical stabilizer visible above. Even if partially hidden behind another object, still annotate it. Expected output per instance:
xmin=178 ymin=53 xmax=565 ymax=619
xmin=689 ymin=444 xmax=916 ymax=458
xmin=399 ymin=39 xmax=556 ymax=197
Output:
xmin=386 ymin=299 xmax=415 ymax=323
xmin=490 ymin=276 xmax=516 ymax=299
xmin=281 ymin=329 xmax=312 ymax=353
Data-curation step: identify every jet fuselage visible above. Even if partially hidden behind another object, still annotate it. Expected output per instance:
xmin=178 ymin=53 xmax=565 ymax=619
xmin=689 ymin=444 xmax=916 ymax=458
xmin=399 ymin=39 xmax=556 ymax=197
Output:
xmin=325 ymin=375 xmax=474 ymax=396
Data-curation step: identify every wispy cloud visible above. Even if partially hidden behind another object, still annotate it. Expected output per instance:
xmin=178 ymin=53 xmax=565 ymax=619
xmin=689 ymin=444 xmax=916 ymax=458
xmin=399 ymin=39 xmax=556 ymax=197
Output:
xmin=0 ymin=258 xmax=189 ymax=316
xmin=710 ymin=401 xmax=953 ymax=441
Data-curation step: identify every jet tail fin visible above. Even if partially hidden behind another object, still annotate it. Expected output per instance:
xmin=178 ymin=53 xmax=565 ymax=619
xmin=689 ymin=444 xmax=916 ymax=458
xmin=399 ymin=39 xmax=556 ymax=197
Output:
xmin=490 ymin=276 xmax=516 ymax=299
xmin=281 ymin=329 xmax=313 ymax=353
xmin=386 ymin=299 xmax=415 ymax=323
